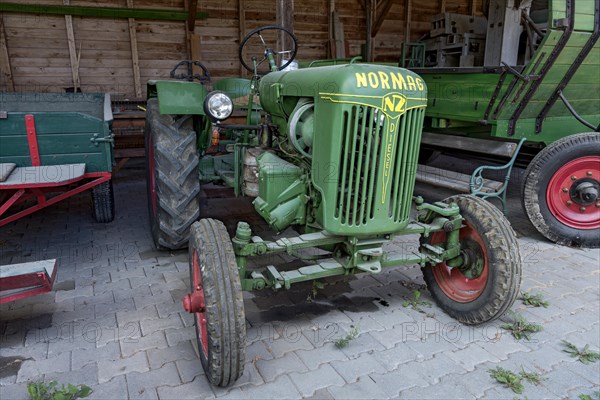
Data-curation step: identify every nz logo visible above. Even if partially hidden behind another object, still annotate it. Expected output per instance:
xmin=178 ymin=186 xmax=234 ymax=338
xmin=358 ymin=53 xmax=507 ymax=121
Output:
xmin=381 ymin=93 xmax=407 ymax=119
xmin=379 ymin=92 xmax=407 ymax=204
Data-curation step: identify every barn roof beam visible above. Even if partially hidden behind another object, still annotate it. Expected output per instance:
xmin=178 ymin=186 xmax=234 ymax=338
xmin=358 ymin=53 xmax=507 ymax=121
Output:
xmin=0 ymin=3 xmax=208 ymax=21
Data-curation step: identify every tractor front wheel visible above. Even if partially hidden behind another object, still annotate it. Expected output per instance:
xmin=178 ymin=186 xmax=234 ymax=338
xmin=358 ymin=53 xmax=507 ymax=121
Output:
xmin=422 ymin=195 xmax=522 ymax=325
xmin=145 ymin=98 xmax=200 ymax=250
xmin=184 ymin=219 xmax=246 ymax=387
xmin=522 ymin=132 xmax=599 ymax=248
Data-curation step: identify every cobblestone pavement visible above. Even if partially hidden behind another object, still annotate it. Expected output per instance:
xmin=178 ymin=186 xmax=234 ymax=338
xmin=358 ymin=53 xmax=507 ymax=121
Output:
xmin=1 ymin=157 xmax=598 ymax=399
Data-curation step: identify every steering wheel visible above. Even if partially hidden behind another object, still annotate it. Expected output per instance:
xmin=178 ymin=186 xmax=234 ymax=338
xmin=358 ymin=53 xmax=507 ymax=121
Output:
xmin=170 ymin=60 xmax=211 ymax=83
xmin=239 ymin=25 xmax=298 ymax=74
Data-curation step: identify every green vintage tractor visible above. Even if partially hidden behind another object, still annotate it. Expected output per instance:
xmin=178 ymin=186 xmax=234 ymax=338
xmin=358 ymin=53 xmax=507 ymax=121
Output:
xmin=145 ymin=26 xmax=522 ymax=386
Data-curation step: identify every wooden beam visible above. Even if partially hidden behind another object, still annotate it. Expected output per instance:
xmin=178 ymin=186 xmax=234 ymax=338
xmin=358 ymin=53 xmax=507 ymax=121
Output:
xmin=190 ymin=33 xmax=202 ymax=63
xmin=332 ymin=10 xmax=346 ymax=58
xmin=469 ymin=0 xmax=476 ymax=16
xmin=0 ymin=14 xmax=15 ymax=91
xmin=276 ymin=0 xmax=294 ymax=63
xmin=238 ymin=0 xmax=245 ymax=76
xmin=440 ymin=0 xmax=446 ymax=13
xmin=186 ymin=0 xmax=198 ymax=32
xmin=364 ymin=0 xmax=375 ymax=61
xmin=372 ymin=0 xmax=393 ymax=37
xmin=63 ymin=0 xmax=80 ymax=91
xmin=184 ymin=0 xmax=201 ymax=77
xmin=126 ymin=0 xmax=141 ymax=98
xmin=404 ymin=0 xmax=412 ymax=42
xmin=0 ymin=2 xmax=208 ymax=21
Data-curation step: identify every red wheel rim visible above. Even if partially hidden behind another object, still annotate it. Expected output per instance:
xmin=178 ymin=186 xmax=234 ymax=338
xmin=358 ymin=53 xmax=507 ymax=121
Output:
xmin=148 ymin=129 xmax=157 ymax=215
xmin=430 ymin=222 xmax=489 ymax=303
xmin=191 ymin=249 xmax=209 ymax=356
xmin=546 ymin=156 xmax=600 ymax=230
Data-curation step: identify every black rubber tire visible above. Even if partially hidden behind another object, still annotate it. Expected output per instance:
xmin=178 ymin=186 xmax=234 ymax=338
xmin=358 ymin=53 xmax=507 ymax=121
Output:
xmin=522 ymin=132 xmax=600 ymax=248
xmin=189 ymin=218 xmax=246 ymax=387
xmin=91 ymin=180 xmax=115 ymax=223
xmin=422 ymin=195 xmax=522 ymax=325
xmin=145 ymin=98 xmax=200 ymax=250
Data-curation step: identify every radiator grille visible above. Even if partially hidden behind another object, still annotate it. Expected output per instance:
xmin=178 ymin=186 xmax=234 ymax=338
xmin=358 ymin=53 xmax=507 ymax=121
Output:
xmin=334 ymin=105 xmax=424 ymax=227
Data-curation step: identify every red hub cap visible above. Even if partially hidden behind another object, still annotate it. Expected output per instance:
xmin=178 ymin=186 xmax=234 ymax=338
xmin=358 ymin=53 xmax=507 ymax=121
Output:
xmin=430 ymin=222 xmax=489 ymax=303
xmin=185 ymin=249 xmax=209 ymax=356
xmin=546 ymin=156 xmax=600 ymax=230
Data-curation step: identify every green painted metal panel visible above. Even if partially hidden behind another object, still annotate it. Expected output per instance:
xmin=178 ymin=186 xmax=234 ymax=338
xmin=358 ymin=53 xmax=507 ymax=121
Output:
xmin=550 ymin=0 xmax=596 ymax=31
xmin=497 ymin=31 xmax=600 ymax=124
xmin=418 ymin=70 xmax=510 ymax=123
xmin=0 ymin=113 xmax=112 ymax=172
xmin=0 ymin=94 xmax=113 ymax=173
xmin=153 ymin=80 xmax=207 ymax=115
xmin=0 ymin=2 xmax=207 ymax=21
xmin=260 ymin=64 xmax=428 ymax=235
xmin=213 ymin=78 xmax=252 ymax=99
xmin=496 ymin=114 xmax=600 ymax=141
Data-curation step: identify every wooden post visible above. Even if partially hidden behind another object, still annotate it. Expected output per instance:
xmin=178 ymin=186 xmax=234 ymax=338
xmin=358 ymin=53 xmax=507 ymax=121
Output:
xmin=0 ymin=15 xmax=15 ymax=91
xmin=63 ymin=0 xmax=80 ymax=92
xmin=365 ymin=0 xmax=373 ymax=61
xmin=469 ymin=0 xmax=477 ymax=16
xmin=186 ymin=0 xmax=198 ymax=32
xmin=372 ymin=0 xmax=393 ymax=37
xmin=440 ymin=0 xmax=446 ymax=13
xmin=185 ymin=0 xmax=202 ymax=78
xmin=276 ymin=0 xmax=294 ymax=66
xmin=126 ymin=0 xmax=142 ymax=98
xmin=238 ymin=0 xmax=245 ymax=76
xmin=404 ymin=0 xmax=412 ymax=43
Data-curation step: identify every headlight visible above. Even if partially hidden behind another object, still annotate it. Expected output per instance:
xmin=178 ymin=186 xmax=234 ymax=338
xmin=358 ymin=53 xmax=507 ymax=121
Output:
xmin=203 ymin=91 xmax=233 ymax=121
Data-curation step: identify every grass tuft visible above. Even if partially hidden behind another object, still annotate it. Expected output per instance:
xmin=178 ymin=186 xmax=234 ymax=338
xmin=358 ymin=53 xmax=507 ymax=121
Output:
xmin=520 ymin=292 xmax=550 ymax=308
xmin=501 ymin=311 xmax=543 ymax=341
xmin=334 ymin=326 xmax=359 ymax=349
xmin=561 ymin=340 xmax=600 ymax=364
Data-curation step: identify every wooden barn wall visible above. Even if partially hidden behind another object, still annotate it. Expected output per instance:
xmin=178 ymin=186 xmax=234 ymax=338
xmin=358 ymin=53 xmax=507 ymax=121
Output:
xmin=0 ymin=0 xmax=483 ymax=98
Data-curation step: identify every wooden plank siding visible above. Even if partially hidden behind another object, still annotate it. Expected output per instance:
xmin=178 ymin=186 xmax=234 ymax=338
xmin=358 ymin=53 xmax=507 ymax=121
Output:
xmin=0 ymin=0 xmax=483 ymax=97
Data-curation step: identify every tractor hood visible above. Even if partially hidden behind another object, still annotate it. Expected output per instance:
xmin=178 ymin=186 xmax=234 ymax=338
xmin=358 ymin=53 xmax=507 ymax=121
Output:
xmin=259 ymin=63 xmax=428 ymax=119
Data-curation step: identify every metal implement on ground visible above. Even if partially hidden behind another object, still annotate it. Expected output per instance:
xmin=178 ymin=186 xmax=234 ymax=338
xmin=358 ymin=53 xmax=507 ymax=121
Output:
xmin=145 ymin=25 xmax=522 ymax=387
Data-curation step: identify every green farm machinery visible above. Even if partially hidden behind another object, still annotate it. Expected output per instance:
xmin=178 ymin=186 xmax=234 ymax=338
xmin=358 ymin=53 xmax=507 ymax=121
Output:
xmin=145 ymin=26 xmax=522 ymax=386
xmin=404 ymin=0 xmax=600 ymax=248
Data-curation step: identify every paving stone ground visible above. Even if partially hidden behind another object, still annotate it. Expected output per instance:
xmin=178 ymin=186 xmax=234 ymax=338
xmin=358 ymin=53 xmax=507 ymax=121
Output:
xmin=1 ymin=157 xmax=599 ymax=399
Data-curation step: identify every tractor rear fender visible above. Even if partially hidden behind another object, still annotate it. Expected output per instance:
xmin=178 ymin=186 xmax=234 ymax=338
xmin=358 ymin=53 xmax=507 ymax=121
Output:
xmin=147 ymin=80 xmax=208 ymax=115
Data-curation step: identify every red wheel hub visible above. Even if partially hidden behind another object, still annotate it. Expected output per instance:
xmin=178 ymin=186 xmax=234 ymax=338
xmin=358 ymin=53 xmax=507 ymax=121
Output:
xmin=546 ymin=156 xmax=600 ymax=230
xmin=430 ymin=222 xmax=489 ymax=303
xmin=185 ymin=249 xmax=209 ymax=356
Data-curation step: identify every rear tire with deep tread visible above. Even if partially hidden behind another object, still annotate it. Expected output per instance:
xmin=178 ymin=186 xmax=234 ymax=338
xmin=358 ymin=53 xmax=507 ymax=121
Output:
xmin=422 ymin=195 xmax=522 ymax=325
xmin=189 ymin=218 xmax=246 ymax=387
xmin=522 ymin=132 xmax=600 ymax=248
xmin=91 ymin=180 xmax=115 ymax=223
xmin=145 ymin=98 xmax=200 ymax=250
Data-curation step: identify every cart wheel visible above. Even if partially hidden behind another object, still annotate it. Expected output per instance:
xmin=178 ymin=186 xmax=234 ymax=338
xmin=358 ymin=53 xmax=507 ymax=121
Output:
xmin=522 ymin=132 xmax=599 ymax=248
xmin=184 ymin=218 xmax=246 ymax=387
xmin=421 ymin=195 xmax=521 ymax=325
xmin=145 ymin=98 xmax=200 ymax=250
xmin=91 ymin=180 xmax=115 ymax=223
